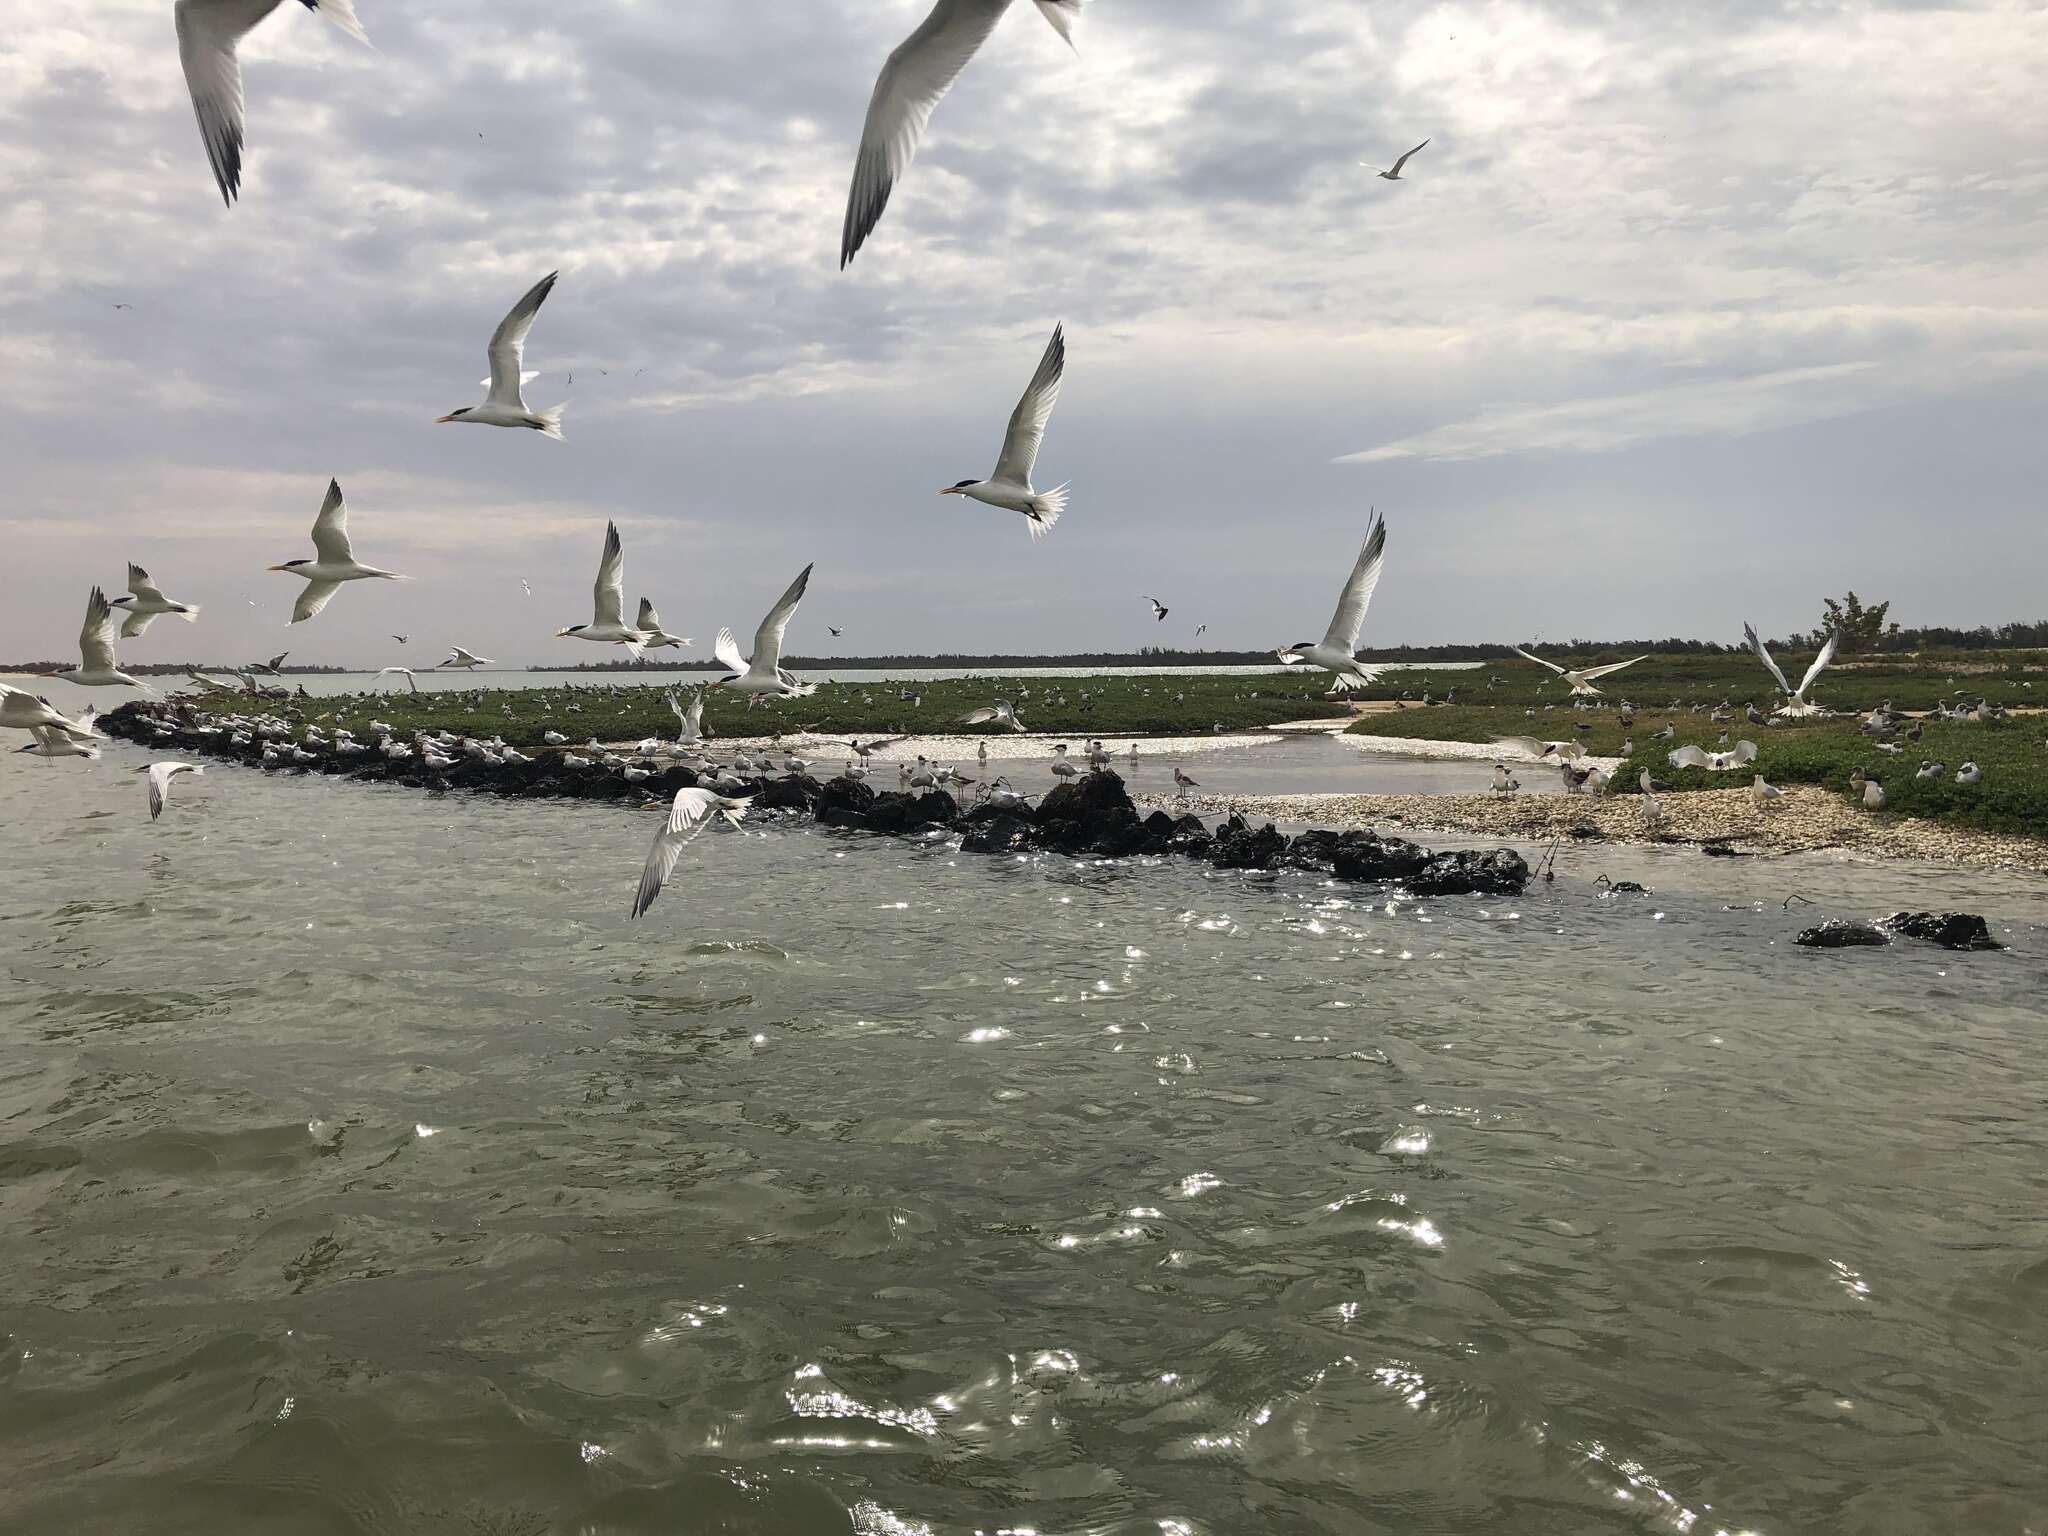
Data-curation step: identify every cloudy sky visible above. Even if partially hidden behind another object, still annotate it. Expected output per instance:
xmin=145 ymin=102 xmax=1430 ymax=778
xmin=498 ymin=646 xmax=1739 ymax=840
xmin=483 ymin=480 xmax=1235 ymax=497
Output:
xmin=5 ymin=0 xmax=2044 ymax=668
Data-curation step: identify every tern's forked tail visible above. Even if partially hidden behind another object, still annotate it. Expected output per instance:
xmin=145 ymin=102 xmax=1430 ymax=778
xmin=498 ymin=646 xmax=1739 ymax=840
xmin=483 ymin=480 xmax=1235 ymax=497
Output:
xmin=1026 ymin=483 xmax=1069 ymax=541
xmin=531 ymin=402 xmax=568 ymax=440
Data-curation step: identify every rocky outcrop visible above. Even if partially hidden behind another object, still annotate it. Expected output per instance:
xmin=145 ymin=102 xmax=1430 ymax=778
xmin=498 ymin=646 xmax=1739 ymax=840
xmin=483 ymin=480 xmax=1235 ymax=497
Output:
xmin=1795 ymin=920 xmax=1890 ymax=948
xmin=1880 ymin=911 xmax=2003 ymax=951
xmin=98 ymin=702 xmax=1532 ymax=896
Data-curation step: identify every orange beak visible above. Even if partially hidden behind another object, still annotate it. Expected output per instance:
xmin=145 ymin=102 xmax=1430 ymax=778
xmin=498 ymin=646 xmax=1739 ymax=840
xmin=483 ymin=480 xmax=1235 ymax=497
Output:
xmin=267 ymin=564 xmax=288 ymax=572
xmin=434 ymin=413 xmax=458 ymax=424
xmin=938 ymin=486 xmax=960 ymax=495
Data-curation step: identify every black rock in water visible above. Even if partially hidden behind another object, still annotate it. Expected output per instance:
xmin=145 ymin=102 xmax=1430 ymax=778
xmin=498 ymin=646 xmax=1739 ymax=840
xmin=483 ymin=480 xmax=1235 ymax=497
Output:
xmin=1408 ymin=849 xmax=1530 ymax=896
xmin=1881 ymin=912 xmax=2004 ymax=951
xmin=1796 ymin=920 xmax=1890 ymax=948
xmin=961 ymin=814 xmax=1037 ymax=855
xmin=1211 ymin=815 xmax=1289 ymax=870
xmin=1330 ymin=833 xmax=1432 ymax=883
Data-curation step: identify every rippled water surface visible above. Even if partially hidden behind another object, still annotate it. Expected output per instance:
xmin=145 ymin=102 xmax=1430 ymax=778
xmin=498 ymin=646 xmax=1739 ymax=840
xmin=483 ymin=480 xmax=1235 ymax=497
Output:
xmin=4 ymin=736 xmax=2047 ymax=1534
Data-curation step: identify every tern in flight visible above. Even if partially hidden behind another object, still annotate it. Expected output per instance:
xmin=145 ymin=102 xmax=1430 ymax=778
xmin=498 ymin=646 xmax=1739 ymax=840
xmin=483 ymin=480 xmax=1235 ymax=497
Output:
xmin=142 ymin=762 xmax=204 ymax=820
xmin=435 ymin=272 xmax=566 ymax=438
xmin=939 ymin=323 xmax=1069 ymax=541
xmin=18 ymin=723 xmax=102 ymax=760
xmin=1365 ymin=138 xmax=1429 ymax=180
xmin=54 ymin=589 xmax=153 ymax=691
xmin=631 ymin=787 xmax=752 ymax=919
xmin=0 ymin=686 xmax=98 ymax=739
xmin=961 ymin=699 xmax=1026 ymax=732
xmin=1745 ymin=623 xmax=1837 ymax=717
xmin=841 ymin=0 xmax=1082 ymax=267
xmin=440 ymin=646 xmax=493 ymax=670
xmin=712 ymin=565 xmax=816 ymax=706
xmin=175 ymin=0 xmax=370 ymax=206
xmin=1668 ymin=740 xmax=1759 ymax=773
xmin=668 ymin=688 xmax=707 ymax=748
xmin=1511 ymin=645 xmax=1648 ymax=697
xmin=636 ymin=599 xmax=692 ymax=650
xmin=557 ymin=522 xmax=651 ymax=658
xmin=1278 ymin=511 xmax=1389 ymax=692
xmin=269 ymin=480 xmax=407 ymax=623
xmin=109 ymin=564 xmax=200 ymax=638
xmin=1145 ymin=596 xmax=1169 ymax=622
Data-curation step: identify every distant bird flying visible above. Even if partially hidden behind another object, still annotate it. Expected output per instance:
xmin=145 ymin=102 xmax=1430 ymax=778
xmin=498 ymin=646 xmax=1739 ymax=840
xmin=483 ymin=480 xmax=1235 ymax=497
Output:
xmin=1279 ymin=511 xmax=1389 ymax=692
xmin=439 ymin=646 xmax=492 ymax=670
xmin=841 ymin=0 xmax=1082 ymax=267
xmin=556 ymin=522 xmax=650 ymax=658
xmin=1511 ymin=645 xmax=1648 ymax=697
xmin=1746 ymin=623 xmax=1838 ymax=716
xmin=632 ymin=788 xmax=751 ymax=919
xmin=1668 ymin=740 xmax=1759 ymax=773
xmin=143 ymin=761 xmax=204 ymax=820
xmin=175 ymin=0 xmax=370 ymax=207
xmin=961 ymin=699 xmax=1026 ymax=732
xmin=269 ymin=480 xmax=407 ymax=624
xmin=1365 ymin=138 xmax=1429 ymax=180
xmin=110 ymin=564 xmax=200 ymax=638
xmin=1145 ymin=596 xmax=1169 ymax=622
xmin=436 ymin=272 xmax=567 ymax=438
xmin=941 ymin=324 xmax=1069 ymax=540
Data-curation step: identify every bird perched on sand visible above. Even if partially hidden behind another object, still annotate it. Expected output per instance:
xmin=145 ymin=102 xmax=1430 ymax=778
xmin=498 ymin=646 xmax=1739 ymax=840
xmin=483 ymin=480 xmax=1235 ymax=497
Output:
xmin=1745 ymin=624 xmax=1837 ymax=717
xmin=1365 ymin=137 xmax=1429 ymax=180
xmin=1279 ymin=511 xmax=1389 ymax=692
xmin=1490 ymin=763 xmax=1519 ymax=796
xmin=961 ymin=699 xmax=1026 ymax=732
xmin=1751 ymin=774 xmax=1784 ymax=811
xmin=557 ymin=522 xmax=651 ymax=658
xmin=636 ymin=600 xmax=692 ymax=650
xmin=435 ymin=272 xmax=567 ymax=438
xmin=109 ymin=564 xmax=200 ymax=638
xmin=940 ymin=324 xmax=1069 ymax=540
xmin=712 ymin=564 xmax=817 ymax=705
xmin=1511 ymin=645 xmax=1649 ymax=697
xmin=175 ymin=0 xmax=370 ymax=207
xmin=1668 ymin=740 xmax=1759 ymax=773
xmin=54 ymin=589 xmax=153 ymax=691
xmin=440 ymin=647 xmax=493 ymax=670
xmin=840 ymin=0 xmax=1082 ymax=267
xmin=1173 ymin=765 xmax=1199 ymax=796
xmin=1145 ymin=596 xmax=1169 ymax=623
xmin=270 ymin=480 xmax=408 ymax=624
xmin=142 ymin=761 xmax=203 ymax=820
xmin=631 ymin=787 xmax=751 ymax=919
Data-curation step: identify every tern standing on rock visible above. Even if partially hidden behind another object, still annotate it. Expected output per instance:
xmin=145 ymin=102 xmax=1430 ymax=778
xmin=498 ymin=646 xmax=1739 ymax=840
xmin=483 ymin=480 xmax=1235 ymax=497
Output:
xmin=940 ymin=325 xmax=1070 ymax=541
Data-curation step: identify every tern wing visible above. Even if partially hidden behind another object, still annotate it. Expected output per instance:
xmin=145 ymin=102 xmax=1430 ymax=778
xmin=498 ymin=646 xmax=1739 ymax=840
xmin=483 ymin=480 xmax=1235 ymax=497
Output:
xmin=750 ymin=564 xmax=813 ymax=674
xmin=992 ymin=323 xmax=1065 ymax=484
xmin=127 ymin=563 xmax=170 ymax=604
xmin=1388 ymin=138 xmax=1430 ymax=175
xmin=713 ymin=627 xmax=748 ymax=673
xmin=291 ymin=580 xmax=343 ymax=624
xmin=487 ymin=271 xmax=558 ymax=408
xmin=309 ymin=478 xmax=354 ymax=564
xmin=79 ymin=588 xmax=120 ymax=672
xmin=1577 ymin=655 xmax=1649 ymax=682
xmin=842 ymin=0 xmax=1010 ymax=268
xmin=1744 ymin=621 xmax=1792 ymax=695
xmin=147 ymin=762 xmax=195 ymax=821
xmin=1320 ymin=512 xmax=1388 ymax=653
xmin=174 ymin=0 xmax=279 ymax=207
xmin=1667 ymin=745 xmax=1711 ymax=770
xmin=633 ymin=789 xmax=744 ymax=918
xmin=1511 ymin=645 xmax=1568 ymax=678
xmin=636 ymin=597 xmax=662 ymax=632
xmin=121 ymin=608 xmax=160 ymax=640
xmin=1795 ymin=631 xmax=1838 ymax=700
xmin=1490 ymin=736 xmax=1550 ymax=760
xmin=591 ymin=520 xmax=628 ymax=629
xmin=376 ymin=666 xmax=420 ymax=694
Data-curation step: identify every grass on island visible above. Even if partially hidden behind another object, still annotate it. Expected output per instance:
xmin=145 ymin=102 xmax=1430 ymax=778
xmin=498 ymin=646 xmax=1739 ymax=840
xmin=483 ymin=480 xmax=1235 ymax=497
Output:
xmin=175 ymin=672 xmax=1353 ymax=749
xmin=1344 ymin=650 xmax=2048 ymax=840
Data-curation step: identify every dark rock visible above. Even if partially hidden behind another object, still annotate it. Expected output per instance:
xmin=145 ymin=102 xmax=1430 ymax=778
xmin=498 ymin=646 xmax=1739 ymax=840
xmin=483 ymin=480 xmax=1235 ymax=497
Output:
xmin=1796 ymin=919 xmax=1890 ymax=949
xmin=814 ymin=775 xmax=877 ymax=828
xmin=1281 ymin=830 xmax=1346 ymax=871
xmin=1331 ymin=833 xmax=1432 ymax=882
xmin=1038 ymin=771 xmax=1136 ymax=823
xmin=1407 ymin=849 xmax=1530 ymax=896
xmin=962 ymin=814 xmax=1038 ymax=855
xmin=753 ymin=774 xmax=823 ymax=812
xmin=864 ymin=790 xmax=959 ymax=834
xmin=1210 ymin=815 xmax=1288 ymax=871
xmin=1881 ymin=911 xmax=2003 ymax=951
